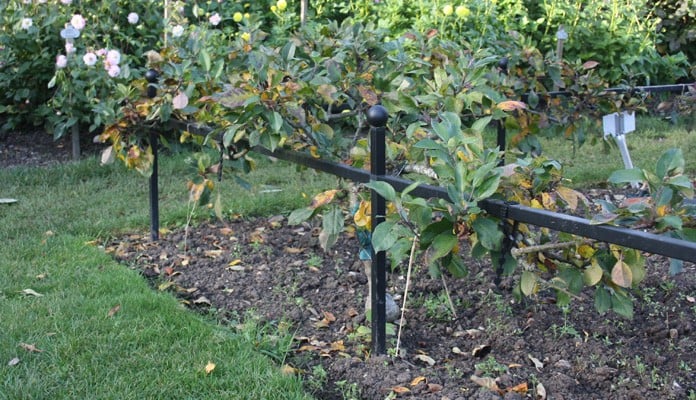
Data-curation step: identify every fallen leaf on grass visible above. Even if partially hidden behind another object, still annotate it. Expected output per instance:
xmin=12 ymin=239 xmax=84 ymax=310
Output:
xmin=107 ymin=304 xmax=121 ymax=317
xmin=204 ymin=362 xmax=216 ymax=375
xmin=20 ymin=289 xmax=43 ymax=297
xmin=281 ymin=364 xmax=299 ymax=375
xmin=19 ymin=343 xmax=43 ymax=353
xmin=8 ymin=357 xmax=20 ymax=366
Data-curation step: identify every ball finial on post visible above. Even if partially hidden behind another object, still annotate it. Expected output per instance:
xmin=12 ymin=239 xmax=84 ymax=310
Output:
xmin=145 ymin=69 xmax=159 ymax=99
xmin=366 ymin=105 xmax=388 ymax=128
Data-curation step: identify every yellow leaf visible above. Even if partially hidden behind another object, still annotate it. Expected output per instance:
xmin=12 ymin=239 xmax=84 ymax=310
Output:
xmin=228 ymin=259 xmax=242 ymax=266
xmin=354 ymin=200 xmax=371 ymax=229
xmin=309 ymin=146 xmax=320 ymax=159
xmin=656 ymin=205 xmax=669 ymax=217
xmin=410 ymin=376 xmax=427 ymax=386
xmin=583 ymin=259 xmax=603 ymax=286
xmin=204 ymin=362 xmax=216 ymax=375
xmin=611 ymin=260 xmax=633 ymax=288
xmin=281 ymin=364 xmax=298 ymax=375
xmin=520 ymin=271 xmax=537 ymax=296
xmin=496 ymin=100 xmax=527 ymax=111
xmin=541 ymin=192 xmax=555 ymax=209
xmin=310 ymin=189 xmax=339 ymax=209
xmin=556 ymin=186 xmax=587 ymax=211
xmin=530 ymin=199 xmax=542 ymax=209
xmin=577 ymin=244 xmax=595 ymax=259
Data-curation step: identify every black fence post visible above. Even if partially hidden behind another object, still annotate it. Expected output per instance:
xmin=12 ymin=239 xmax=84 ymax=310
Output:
xmin=367 ymin=105 xmax=388 ymax=355
xmin=146 ymin=69 xmax=160 ymax=241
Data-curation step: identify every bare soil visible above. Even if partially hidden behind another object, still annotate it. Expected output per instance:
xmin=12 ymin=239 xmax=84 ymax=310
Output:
xmin=4 ymin=131 xmax=695 ymax=399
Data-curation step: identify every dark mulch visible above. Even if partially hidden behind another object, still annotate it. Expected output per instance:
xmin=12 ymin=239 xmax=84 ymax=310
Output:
xmin=6 ymin=130 xmax=695 ymax=399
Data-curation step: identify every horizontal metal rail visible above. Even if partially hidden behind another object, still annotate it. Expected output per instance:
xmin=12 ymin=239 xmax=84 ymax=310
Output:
xmin=254 ymin=146 xmax=696 ymax=263
xmin=544 ymin=82 xmax=694 ymax=98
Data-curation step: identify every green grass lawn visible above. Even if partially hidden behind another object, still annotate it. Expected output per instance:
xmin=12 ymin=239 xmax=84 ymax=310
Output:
xmin=1 ymin=154 xmax=334 ymax=399
xmin=536 ymin=117 xmax=696 ymax=188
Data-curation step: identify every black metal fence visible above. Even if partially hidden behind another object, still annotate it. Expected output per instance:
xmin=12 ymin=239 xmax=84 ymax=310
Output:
xmin=147 ymin=82 xmax=695 ymax=354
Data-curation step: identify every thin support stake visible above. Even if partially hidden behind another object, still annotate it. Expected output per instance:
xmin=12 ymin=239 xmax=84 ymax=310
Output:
xmin=367 ymin=105 xmax=388 ymax=355
xmin=149 ymin=130 xmax=159 ymax=241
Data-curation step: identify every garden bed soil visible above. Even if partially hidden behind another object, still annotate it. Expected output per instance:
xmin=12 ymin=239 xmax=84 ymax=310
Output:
xmin=107 ymin=217 xmax=696 ymax=400
xmin=5 ymin=130 xmax=695 ymax=399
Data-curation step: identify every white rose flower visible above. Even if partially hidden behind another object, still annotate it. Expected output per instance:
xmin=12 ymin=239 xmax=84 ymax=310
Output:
xmin=56 ymin=55 xmax=68 ymax=69
xmin=71 ymin=14 xmax=86 ymax=30
xmin=21 ymin=18 xmax=33 ymax=30
xmin=127 ymin=12 xmax=139 ymax=25
xmin=209 ymin=13 xmax=221 ymax=26
xmin=83 ymin=52 xmax=97 ymax=66
xmin=171 ymin=25 xmax=184 ymax=38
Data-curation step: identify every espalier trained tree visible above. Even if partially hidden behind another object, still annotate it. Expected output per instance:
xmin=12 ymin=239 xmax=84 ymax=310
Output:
xmin=96 ymin=1 xmax=695 ymax=320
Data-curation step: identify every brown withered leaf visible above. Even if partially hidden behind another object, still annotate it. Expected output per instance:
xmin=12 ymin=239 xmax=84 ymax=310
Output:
xmin=427 ymin=383 xmax=443 ymax=393
xmin=284 ymin=247 xmax=304 ymax=254
xmin=410 ymin=376 xmax=426 ymax=386
xmin=19 ymin=343 xmax=43 ymax=353
xmin=507 ymin=382 xmax=528 ymax=394
xmin=358 ymin=85 xmax=379 ymax=106
xmin=107 ymin=304 xmax=121 ymax=318
xmin=470 ymin=375 xmax=502 ymax=394
xmin=391 ymin=386 xmax=410 ymax=395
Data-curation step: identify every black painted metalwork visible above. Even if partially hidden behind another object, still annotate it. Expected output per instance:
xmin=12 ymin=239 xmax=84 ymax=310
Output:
xmin=146 ymin=69 xmax=159 ymax=241
xmin=367 ymin=105 xmax=389 ymax=355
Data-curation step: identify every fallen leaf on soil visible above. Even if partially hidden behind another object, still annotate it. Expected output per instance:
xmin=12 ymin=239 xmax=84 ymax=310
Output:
xmin=452 ymin=347 xmax=463 ymax=355
xmin=281 ymin=364 xmax=299 ymax=375
xmin=410 ymin=376 xmax=426 ymax=386
xmin=470 ymin=375 xmax=502 ymax=394
xmin=528 ymin=354 xmax=544 ymax=371
xmin=284 ymin=247 xmax=304 ymax=254
xmin=471 ymin=344 xmax=491 ymax=358
xmin=346 ymin=307 xmax=358 ymax=318
xmin=687 ymin=296 xmax=695 ymax=303
xmin=508 ymin=363 xmax=523 ymax=368
xmin=20 ymin=289 xmax=43 ymax=297
xmin=219 ymin=227 xmax=234 ymax=235
xmin=107 ymin=304 xmax=121 ymax=317
xmin=314 ymin=311 xmax=336 ymax=328
xmin=508 ymin=382 xmax=528 ymax=394
xmin=536 ymin=382 xmax=547 ymax=399
xmin=329 ymin=341 xmax=346 ymax=352
xmin=204 ymin=249 xmax=224 ymax=258
xmin=391 ymin=386 xmax=410 ymax=394
xmin=8 ymin=357 xmax=20 ymax=366
xmin=19 ymin=343 xmax=43 ymax=353
xmin=204 ymin=362 xmax=216 ymax=375
xmin=193 ymin=296 xmax=211 ymax=306
xmin=158 ymin=281 xmax=175 ymax=291
xmin=414 ymin=354 xmax=436 ymax=366
xmin=427 ymin=383 xmax=443 ymax=393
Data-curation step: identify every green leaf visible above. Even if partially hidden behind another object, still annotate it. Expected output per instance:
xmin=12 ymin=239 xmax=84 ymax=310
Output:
xmin=608 ymin=168 xmax=644 ymax=185
xmin=520 ymin=271 xmax=537 ymax=296
xmin=611 ymin=292 xmax=633 ymax=319
xmin=594 ymin=286 xmax=611 ymax=314
xmin=288 ymin=207 xmax=314 ymax=225
xmin=471 ymin=115 xmax=492 ymax=133
xmin=420 ymin=219 xmax=452 ymax=248
xmin=472 ymin=174 xmax=501 ymax=201
xmin=372 ymin=221 xmax=398 ymax=252
xmin=269 ymin=111 xmax=283 ymax=132
xmin=364 ymin=181 xmax=396 ymax=202
xmin=669 ymin=258 xmax=683 ymax=275
xmin=445 ymin=255 xmax=468 ymax=278
xmin=472 ymin=217 xmax=503 ymax=251
xmin=655 ymin=148 xmax=684 ymax=179
xmin=322 ymin=206 xmax=344 ymax=235
xmin=427 ymin=232 xmax=458 ymax=261
xmin=199 ymin=49 xmax=211 ymax=72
